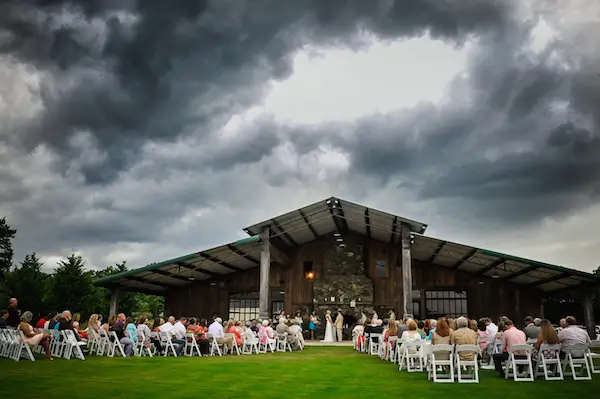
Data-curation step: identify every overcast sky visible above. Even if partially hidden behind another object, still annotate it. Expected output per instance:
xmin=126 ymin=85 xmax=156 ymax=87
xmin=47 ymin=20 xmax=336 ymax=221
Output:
xmin=1 ymin=0 xmax=599 ymax=273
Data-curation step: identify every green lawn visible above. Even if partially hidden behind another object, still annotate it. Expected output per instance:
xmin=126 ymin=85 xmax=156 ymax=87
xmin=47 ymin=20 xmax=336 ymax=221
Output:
xmin=1 ymin=347 xmax=598 ymax=398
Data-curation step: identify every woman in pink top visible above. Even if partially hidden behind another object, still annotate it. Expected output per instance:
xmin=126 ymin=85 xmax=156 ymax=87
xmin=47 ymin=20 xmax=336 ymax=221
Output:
xmin=258 ymin=320 xmax=276 ymax=344
xmin=226 ymin=319 xmax=243 ymax=346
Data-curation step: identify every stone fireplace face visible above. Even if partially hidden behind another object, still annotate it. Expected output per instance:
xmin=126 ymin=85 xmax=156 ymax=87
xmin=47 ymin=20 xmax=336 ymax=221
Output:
xmin=312 ymin=233 xmax=374 ymax=324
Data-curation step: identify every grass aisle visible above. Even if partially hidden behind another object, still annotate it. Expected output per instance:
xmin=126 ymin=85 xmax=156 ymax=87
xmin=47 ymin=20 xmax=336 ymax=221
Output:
xmin=0 ymin=347 xmax=598 ymax=398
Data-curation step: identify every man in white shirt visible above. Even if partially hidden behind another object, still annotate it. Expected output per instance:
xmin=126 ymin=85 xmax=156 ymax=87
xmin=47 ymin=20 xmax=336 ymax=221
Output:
xmin=558 ymin=316 xmax=591 ymax=357
xmin=208 ymin=317 xmax=233 ymax=352
xmin=173 ymin=317 xmax=188 ymax=340
xmin=159 ymin=316 xmax=185 ymax=356
xmin=485 ymin=318 xmax=498 ymax=338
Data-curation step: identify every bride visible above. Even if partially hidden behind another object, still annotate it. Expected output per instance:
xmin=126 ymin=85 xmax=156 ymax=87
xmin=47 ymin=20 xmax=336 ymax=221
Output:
xmin=321 ymin=310 xmax=334 ymax=343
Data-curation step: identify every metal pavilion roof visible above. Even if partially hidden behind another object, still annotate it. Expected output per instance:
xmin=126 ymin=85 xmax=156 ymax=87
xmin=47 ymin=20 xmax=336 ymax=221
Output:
xmin=93 ymin=196 xmax=600 ymax=295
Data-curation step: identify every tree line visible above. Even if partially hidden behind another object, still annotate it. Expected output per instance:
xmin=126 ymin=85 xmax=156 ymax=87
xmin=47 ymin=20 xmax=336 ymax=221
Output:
xmin=0 ymin=217 xmax=164 ymax=320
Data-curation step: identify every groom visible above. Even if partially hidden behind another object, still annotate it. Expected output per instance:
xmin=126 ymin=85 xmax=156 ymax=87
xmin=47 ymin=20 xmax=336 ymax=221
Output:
xmin=334 ymin=309 xmax=344 ymax=342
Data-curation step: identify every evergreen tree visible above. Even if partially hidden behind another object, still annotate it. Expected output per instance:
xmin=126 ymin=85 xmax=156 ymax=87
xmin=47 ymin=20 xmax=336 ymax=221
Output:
xmin=48 ymin=253 xmax=95 ymax=316
xmin=4 ymin=253 xmax=48 ymax=317
xmin=0 ymin=217 xmax=17 ymax=277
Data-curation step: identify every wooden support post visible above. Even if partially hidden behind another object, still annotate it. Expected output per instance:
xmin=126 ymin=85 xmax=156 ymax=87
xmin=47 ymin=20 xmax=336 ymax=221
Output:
xmin=109 ymin=288 xmax=120 ymax=316
xmin=583 ymin=290 xmax=596 ymax=339
xmin=401 ymin=224 xmax=413 ymax=320
xmin=259 ymin=226 xmax=271 ymax=319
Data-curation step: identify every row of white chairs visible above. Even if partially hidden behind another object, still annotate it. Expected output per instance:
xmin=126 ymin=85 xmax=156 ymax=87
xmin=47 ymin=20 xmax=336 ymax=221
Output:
xmin=0 ymin=328 xmax=86 ymax=361
xmin=354 ymin=332 xmax=600 ymax=383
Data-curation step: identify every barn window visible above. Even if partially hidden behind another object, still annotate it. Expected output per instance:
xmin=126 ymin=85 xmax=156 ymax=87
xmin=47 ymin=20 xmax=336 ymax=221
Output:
xmin=425 ymin=290 xmax=468 ymax=319
xmin=229 ymin=292 xmax=259 ymax=321
xmin=375 ymin=260 xmax=387 ymax=278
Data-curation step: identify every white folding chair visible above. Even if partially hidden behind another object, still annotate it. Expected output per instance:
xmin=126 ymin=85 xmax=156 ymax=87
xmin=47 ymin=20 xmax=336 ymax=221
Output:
xmin=206 ymin=333 xmax=223 ymax=356
xmin=137 ymin=331 xmax=154 ymax=357
xmin=87 ymin=329 xmax=99 ymax=355
xmin=159 ymin=331 xmax=178 ymax=357
xmin=386 ymin=336 xmax=398 ymax=362
xmin=184 ymin=332 xmax=202 ymax=357
xmin=276 ymin=333 xmax=292 ymax=352
xmin=50 ymin=330 xmax=65 ymax=358
xmin=369 ymin=333 xmax=381 ymax=356
xmin=62 ymin=330 xmax=86 ymax=360
xmin=14 ymin=330 xmax=36 ymax=361
xmin=428 ymin=344 xmax=454 ymax=382
xmin=586 ymin=341 xmax=600 ymax=374
xmin=399 ymin=341 xmax=423 ymax=372
xmin=505 ymin=344 xmax=534 ymax=381
xmin=258 ymin=332 xmax=275 ymax=353
xmin=242 ymin=331 xmax=259 ymax=354
xmin=455 ymin=345 xmax=479 ymax=383
xmin=535 ymin=343 xmax=563 ymax=380
xmin=96 ymin=329 xmax=110 ymax=356
xmin=107 ymin=331 xmax=126 ymax=358
xmin=562 ymin=344 xmax=592 ymax=380
xmin=225 ymin=333 xmax=241 ymax=355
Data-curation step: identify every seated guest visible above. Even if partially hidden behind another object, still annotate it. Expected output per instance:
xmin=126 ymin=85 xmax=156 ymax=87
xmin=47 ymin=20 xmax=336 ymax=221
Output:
xmin=35 ymin=314 xmax=47 ymax=329
xmin=208 ymin=317 xmax=233 ymax=352
xmin=493 ymin=319 xmax=526 ymax=376
xmin=18 ymin=311 xmax=53 ymax=359
xmin=136 ymin=316 xmax=151 ymax=341
xmin=125 ymin=317 xmax=138 ymax=343
xmin=365 ymin=319 xmax=384 ymax=343
xmin=159 ymin=316 xmax=186 ymax=356
xmin=383 ymin=319 xmax=399 ymax=358
xmin=0 ymin=309 xmax=8 ymax=329
xmin=58 ymin=310 xmax=77 ymax=336
xmin=111 ymin=314 xmax=134 ymax=356
xmin=72 ymin=313 xmax=87 ymax=339
xmin=288 ymin=319 xmax=302 ymax=350
xmin=427 ymin=319 xmax=437 ymax=340
xmin=259 ymin=320 xmax=276 ymax=344
xmin=47 ymin=312 xmax=59 ymax=330
xmin=148 ymin=317 xmax=163 ymax=352
xmin=275 ymin=317 xmax=289 ymax=335
xmin=400 ymin=320 xmax=421 ymax=354
xmin=186 ymin=317 xmax=209 ymax=354
xmin=416 ymin=320 xmax=426 ymax=339
xmin=532 ymin=319 xmax=559 ymax=362
xmin=226 ymin=319 xmax=243 ymax=347
xmin=87 ymin=314 xmax=100 ymax=336
xmin=523 ymin=316 xmax=540 ymax=339
xmin=558 ymin=316 xmax=591 ymax=357
xmin=469 ymin=318 xmax=478 ymax=332
xmin=432 ymin=319 xmax=452 ymax=360
xmin=451 ymin=316 xmax=478 ymax=360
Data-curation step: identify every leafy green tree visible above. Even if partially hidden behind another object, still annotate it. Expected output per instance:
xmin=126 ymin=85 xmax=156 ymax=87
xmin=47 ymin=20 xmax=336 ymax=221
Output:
xmin=48 ymin=253 xmax=95 ymax=316
xmin=0 ymin=217 xmax=16 ymax=276
xmin=4 ymin=253 xmax=48 ymax=317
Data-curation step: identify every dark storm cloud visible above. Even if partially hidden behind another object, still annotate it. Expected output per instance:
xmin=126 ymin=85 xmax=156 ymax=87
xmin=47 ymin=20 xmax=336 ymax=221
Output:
xmin=0 ymin=0 xmax=514 ymax=183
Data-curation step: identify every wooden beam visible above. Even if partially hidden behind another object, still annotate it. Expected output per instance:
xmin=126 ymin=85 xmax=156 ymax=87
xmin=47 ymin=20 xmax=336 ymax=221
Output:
xmin=198 ymin=253 xmax=243 ymax=272
xmin=227 ymin=244 xmax=259 ymax=265
xmin=152 ymin=269 xmax=194 ymax=282
xmin=127 ymin=276 xmax=175 ymax=289
xmin=336 ymin=199 xmax=349 ymax=231
xmin=259 ymin=226 xmax=270 ymax=319
xmin=473 ymin=257 xmax=505 ymax=276
xmin=364 ymin=208 xmax=371 ymax=239
xmin=117 ymin=284 xmax=164 ymax=296
xmin=298 ymin=209 xmax=319 ymax=238
xmin=528 ymin=273 xmax=571 ymax=287
xmin=389 ymin=216 xmax=398 ymax=245
xmin=427 ymin=241 xmax=446 ymax=263
xmin=327 ymin=198 xmax=343 ymax=232
xmin=503 ymin=265 xmax=539 ymax=281
xmin=270 ymin=242 xmax=291 ymax=265
xmin=451 ymin=248 xmax=478 ymax=269
xmin=271 ymin=219 xmax=298 ymax=247
xmin=175 ymin=261 xmax=220 ymax=277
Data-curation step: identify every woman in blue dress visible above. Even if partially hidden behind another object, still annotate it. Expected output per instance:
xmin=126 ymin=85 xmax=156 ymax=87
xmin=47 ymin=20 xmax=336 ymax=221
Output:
xmin=309 ymin=311 xmax=318 ymax=340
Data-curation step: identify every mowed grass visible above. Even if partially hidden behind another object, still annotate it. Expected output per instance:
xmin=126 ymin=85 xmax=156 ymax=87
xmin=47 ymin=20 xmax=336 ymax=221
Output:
xmin=1 ymin=347 xmax=598 ymax=398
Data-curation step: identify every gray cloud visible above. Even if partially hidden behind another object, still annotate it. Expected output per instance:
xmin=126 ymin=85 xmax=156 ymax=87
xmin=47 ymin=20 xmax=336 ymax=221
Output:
xmin=1 ymin=0 xmax=514 ymax=183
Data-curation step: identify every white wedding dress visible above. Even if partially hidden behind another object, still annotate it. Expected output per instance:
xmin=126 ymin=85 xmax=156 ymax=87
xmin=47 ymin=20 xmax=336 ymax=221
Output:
xmin=322 ymin=315 xmax=334 ymax=343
